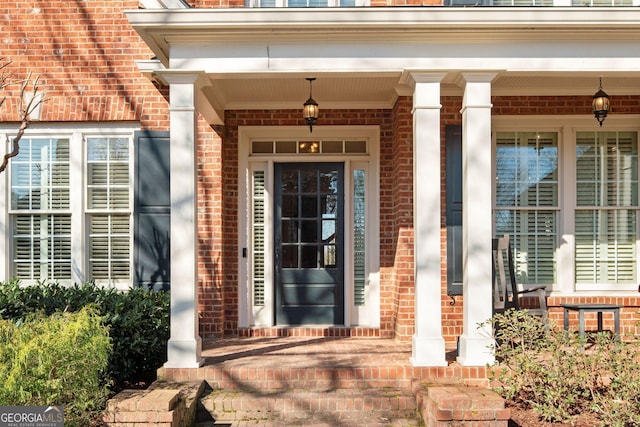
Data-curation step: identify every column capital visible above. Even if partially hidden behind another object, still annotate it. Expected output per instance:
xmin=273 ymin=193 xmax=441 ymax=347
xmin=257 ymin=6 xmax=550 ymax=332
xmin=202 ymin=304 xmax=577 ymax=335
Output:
xmin=156 ymin=70 xmax=222 ymax=124
xmin=154 ymin=69 xmax=207 ymax=86
xmin=458 ymin=72 xmax=499 ymax=84
xmin=405 ymin=72 xmax=445 ymax=112
xmin=460 ymin=74 xmax=496 ymax=112
xmin=404 ymin=71 xmax=448 ymax=88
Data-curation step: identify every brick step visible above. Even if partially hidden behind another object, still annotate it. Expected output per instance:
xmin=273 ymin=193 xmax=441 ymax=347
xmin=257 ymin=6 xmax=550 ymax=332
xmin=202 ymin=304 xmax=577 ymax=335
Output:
xmin=191 ymin=365 xmax=414 ymax=392
xmin=195 ymin=387 xmax=421 ymax=426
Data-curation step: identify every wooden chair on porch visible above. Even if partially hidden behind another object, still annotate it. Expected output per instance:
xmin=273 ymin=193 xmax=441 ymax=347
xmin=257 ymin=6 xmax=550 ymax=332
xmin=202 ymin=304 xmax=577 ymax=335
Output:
xmin=492 ymin=234 xmax=548 ymax=322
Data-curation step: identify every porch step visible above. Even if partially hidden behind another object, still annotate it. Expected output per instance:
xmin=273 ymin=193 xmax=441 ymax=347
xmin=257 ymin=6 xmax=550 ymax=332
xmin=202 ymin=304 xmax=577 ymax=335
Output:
xmin=195 ymin=364 xmax=414 ymax=392
xmin=195 ymin=386 xmax=421 ymax=426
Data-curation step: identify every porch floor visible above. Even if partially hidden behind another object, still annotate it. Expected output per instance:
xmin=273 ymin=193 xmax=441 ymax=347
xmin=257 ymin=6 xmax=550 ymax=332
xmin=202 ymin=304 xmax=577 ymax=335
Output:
xmin=158 ymin=336 xmax=490 ymax=389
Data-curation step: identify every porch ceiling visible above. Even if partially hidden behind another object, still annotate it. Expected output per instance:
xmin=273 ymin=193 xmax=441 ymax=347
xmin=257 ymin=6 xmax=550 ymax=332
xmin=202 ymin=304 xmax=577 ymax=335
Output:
xmin=128 ymin=7 xmax=640 ymax=124
xmin=200 ymin=73 xmax=640 ymax=110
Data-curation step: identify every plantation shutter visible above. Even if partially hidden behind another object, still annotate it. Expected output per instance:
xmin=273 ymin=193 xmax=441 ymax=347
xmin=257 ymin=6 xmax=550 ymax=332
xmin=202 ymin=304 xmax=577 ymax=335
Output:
xmin=252 ymin=169 xmax=266 ymax=306
xmin=87 ymin=137 xmax=131 ymax=283
xmin=575 ymin=131 xmax=638 ymax=284
xmin=495 ymin=132 xmax=558 ymax=285
xmin=11 ymin=138 xmax=72 ymax=281
xmin=353 ymin=169 xmax=366 ymax=305
xmin=134 ymin=131 xmax=171 ymax=290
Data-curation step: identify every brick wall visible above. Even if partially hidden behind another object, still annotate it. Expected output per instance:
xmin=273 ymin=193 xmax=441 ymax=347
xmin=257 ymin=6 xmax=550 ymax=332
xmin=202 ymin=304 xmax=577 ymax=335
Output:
xmin=0 ymin=1 xmax=169 ymax=129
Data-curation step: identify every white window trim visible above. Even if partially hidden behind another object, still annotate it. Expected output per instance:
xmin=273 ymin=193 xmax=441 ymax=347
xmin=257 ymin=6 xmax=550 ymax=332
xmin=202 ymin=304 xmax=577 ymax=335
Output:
xmin=0 ymin=124 xmax=138 ymax=289
xmin=238 ymin=125 xmax=380 ymax=328
xmin=493 ymin=114 xmax=640 ymax=296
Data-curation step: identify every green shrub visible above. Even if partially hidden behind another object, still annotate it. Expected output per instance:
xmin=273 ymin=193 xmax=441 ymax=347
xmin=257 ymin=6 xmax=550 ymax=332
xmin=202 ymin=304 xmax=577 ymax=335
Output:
xmin=485 ymin=309 xmax=640 ymax=426
xmin=0 ymin=306 xmax=111 ymax=426
xmin=0 ymin=280 xmax=170 ymax=381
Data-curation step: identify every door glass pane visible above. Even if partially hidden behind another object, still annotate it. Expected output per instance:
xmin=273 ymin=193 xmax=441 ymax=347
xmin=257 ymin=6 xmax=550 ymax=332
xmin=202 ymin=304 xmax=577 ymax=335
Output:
xmin=301 ymin=170 xmax=317 ymax=192
xmin=322 ymin=244 xmax=336 ymax=267
xmin=282 ymin=245 xmax=297 ymax=268
xmin=301 ymin=220 xmax=318 ymax=243
xmin=320 ymin=170 xmax=338 ymax=194
xmin=301 ymin=196 xmax=317 ymax=217
xmin=282 ymin=195 xmax=298 ymax=217
xmin=301 ymin=246 xmax=318 ymax=267
xmin=322 ymin=195 xmax=337 ymax=217
xmin=281 ymin=170 xmax=298 ymax=193
xmin=282 ymin=220 xmax=298 ymax=243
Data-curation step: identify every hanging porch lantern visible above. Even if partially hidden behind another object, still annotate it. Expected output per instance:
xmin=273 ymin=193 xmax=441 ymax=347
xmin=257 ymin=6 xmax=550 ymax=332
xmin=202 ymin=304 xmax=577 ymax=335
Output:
xmin=303 ymin=78 xmax=319 ymax=133
xmin=592 ymin=77 xmax=610 ymax=127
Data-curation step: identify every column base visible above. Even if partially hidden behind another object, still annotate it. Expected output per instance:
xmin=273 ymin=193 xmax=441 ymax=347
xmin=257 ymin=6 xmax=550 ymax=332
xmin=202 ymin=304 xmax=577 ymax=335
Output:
xmin=456 ymin=333 xmax=494 ymax=366
xmin=410 ymin=334 xmax=448 ymax=367
xmin=164 ymin=337 xmax=204 ymax=368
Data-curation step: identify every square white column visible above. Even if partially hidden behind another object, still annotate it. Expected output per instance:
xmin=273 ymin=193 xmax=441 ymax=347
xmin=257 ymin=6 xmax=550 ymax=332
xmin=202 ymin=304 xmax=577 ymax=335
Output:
xmin=159 ymin=71 xmax=206 ymax=368
xmin=457 ymin=73 xmax=497 ymax=367
xmin=409 ymin=72 xmax=447 ymax=367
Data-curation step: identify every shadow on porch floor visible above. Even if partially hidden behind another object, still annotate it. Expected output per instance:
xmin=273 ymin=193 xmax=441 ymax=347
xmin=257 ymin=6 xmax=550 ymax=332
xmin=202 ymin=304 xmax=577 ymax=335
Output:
xmin=158 ymin=336 xmax=489 ymax=389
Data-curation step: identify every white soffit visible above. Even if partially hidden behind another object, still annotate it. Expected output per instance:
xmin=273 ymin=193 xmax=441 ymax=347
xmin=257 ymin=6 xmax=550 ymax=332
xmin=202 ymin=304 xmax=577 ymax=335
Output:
xmin=127 ymin=8 xmax=640 ymax=122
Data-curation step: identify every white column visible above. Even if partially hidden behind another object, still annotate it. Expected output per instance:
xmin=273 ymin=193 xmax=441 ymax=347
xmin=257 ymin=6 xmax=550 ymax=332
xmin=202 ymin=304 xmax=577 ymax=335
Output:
xmin=162 ymin=71 xmax=204 ymax=368
xmin=409 ymin=72 xmax=447 ymax=367
xmin=457 ymin=73 xmax=496 ymax=367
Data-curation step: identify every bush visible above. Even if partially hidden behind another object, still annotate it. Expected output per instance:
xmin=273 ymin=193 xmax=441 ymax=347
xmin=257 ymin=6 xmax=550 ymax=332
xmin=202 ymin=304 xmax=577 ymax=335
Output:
xmin=0 ymin=306 xmax=111 ymax=426
xmin=485 ymin=309 xmax=640 ymax=426
xmin=0 ymin=280 xmax=170 ymax=382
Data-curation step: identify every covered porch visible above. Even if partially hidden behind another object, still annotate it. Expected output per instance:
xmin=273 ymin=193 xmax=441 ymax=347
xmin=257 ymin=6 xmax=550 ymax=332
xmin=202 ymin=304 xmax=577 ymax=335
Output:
xmin=126 ymin=7 xmax=640 ymax=370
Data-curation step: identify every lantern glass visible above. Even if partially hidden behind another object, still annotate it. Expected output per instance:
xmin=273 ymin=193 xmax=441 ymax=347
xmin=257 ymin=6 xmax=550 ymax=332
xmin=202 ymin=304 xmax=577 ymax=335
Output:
xmin=303 ymin=101 xmax=319 ymax=120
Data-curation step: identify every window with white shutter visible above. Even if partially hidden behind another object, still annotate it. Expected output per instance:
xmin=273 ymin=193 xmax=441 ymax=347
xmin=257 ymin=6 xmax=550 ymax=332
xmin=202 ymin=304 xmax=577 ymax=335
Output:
xmin=10 ymin=138 xmax=71 ymax=281
xmin=575 ymin=131 xmax=638 ymax=285
xmin=87 ymin=137 xmax=132 ymax=284
xmin=353 ymin=169 xmax=366 ymax=306
xmin=495 ymin=132 xmax=558 ymax=285
xmin=252 ymin=169 xmax=266 ymax=306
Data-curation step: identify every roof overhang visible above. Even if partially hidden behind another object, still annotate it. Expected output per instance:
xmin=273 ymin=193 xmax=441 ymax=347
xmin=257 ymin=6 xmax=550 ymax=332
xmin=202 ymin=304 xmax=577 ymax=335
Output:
xmin=127 ymin=7 xmax=640 ymax=124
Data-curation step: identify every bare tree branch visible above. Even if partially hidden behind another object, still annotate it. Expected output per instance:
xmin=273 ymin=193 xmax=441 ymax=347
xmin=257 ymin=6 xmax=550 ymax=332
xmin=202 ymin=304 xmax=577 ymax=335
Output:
xmin=0 ymin=59 xmax=11 ymax=111
xmin=0 ymin=64 xmax=46 ymax=173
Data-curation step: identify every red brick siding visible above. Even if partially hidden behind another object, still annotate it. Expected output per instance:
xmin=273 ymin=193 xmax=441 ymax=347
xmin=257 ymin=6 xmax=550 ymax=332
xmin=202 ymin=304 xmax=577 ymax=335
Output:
xmin=1 ymin=1 xmax=169 ymax=129
xmin=390 ymin=97 xmax=415 ymax=340
xmin=197 ymin=123 xmax=226 ymax=337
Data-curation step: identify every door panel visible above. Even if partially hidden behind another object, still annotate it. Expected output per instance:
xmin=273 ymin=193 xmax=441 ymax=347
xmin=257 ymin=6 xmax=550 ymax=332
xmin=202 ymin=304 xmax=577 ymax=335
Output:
xmin=274 ymin=162 xmax=344 ymax=325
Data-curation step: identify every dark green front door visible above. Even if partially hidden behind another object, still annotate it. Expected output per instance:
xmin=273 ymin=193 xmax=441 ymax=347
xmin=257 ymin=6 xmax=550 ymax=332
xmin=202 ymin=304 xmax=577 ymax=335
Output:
xmin=274 ymin=162 xmax=344 ymax=325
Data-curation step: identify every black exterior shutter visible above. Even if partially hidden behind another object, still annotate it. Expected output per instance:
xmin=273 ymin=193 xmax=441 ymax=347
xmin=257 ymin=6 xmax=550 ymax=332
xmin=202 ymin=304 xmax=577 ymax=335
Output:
xmin=134 ymin=131 xmax=171 ymax=291
xmin=446 ymin=125 xmax=463 ymax=296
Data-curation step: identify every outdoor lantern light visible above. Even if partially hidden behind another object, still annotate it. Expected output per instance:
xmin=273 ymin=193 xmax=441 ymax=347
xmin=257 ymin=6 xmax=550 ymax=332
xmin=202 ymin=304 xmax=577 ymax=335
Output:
xmin=592 ymin=77 xmax=610 ymax=127
xmin=303 ymin=77 xmax=319 ymax=133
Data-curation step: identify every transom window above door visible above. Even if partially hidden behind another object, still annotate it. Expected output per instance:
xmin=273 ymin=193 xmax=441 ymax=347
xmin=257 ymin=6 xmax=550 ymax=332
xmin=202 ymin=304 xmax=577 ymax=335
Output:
xmin=251 ymin=139 xmax=367 ymax=155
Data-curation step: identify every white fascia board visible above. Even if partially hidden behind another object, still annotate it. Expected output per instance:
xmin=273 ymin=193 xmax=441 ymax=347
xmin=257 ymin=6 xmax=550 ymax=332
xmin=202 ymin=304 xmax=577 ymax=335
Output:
xmin=166 ymin=39 xmax=640 ymax=74
xmin=126 ymin=8 xmax=640 ymax=68
xmin=126 ymin=7 xmax=640 ymax=30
